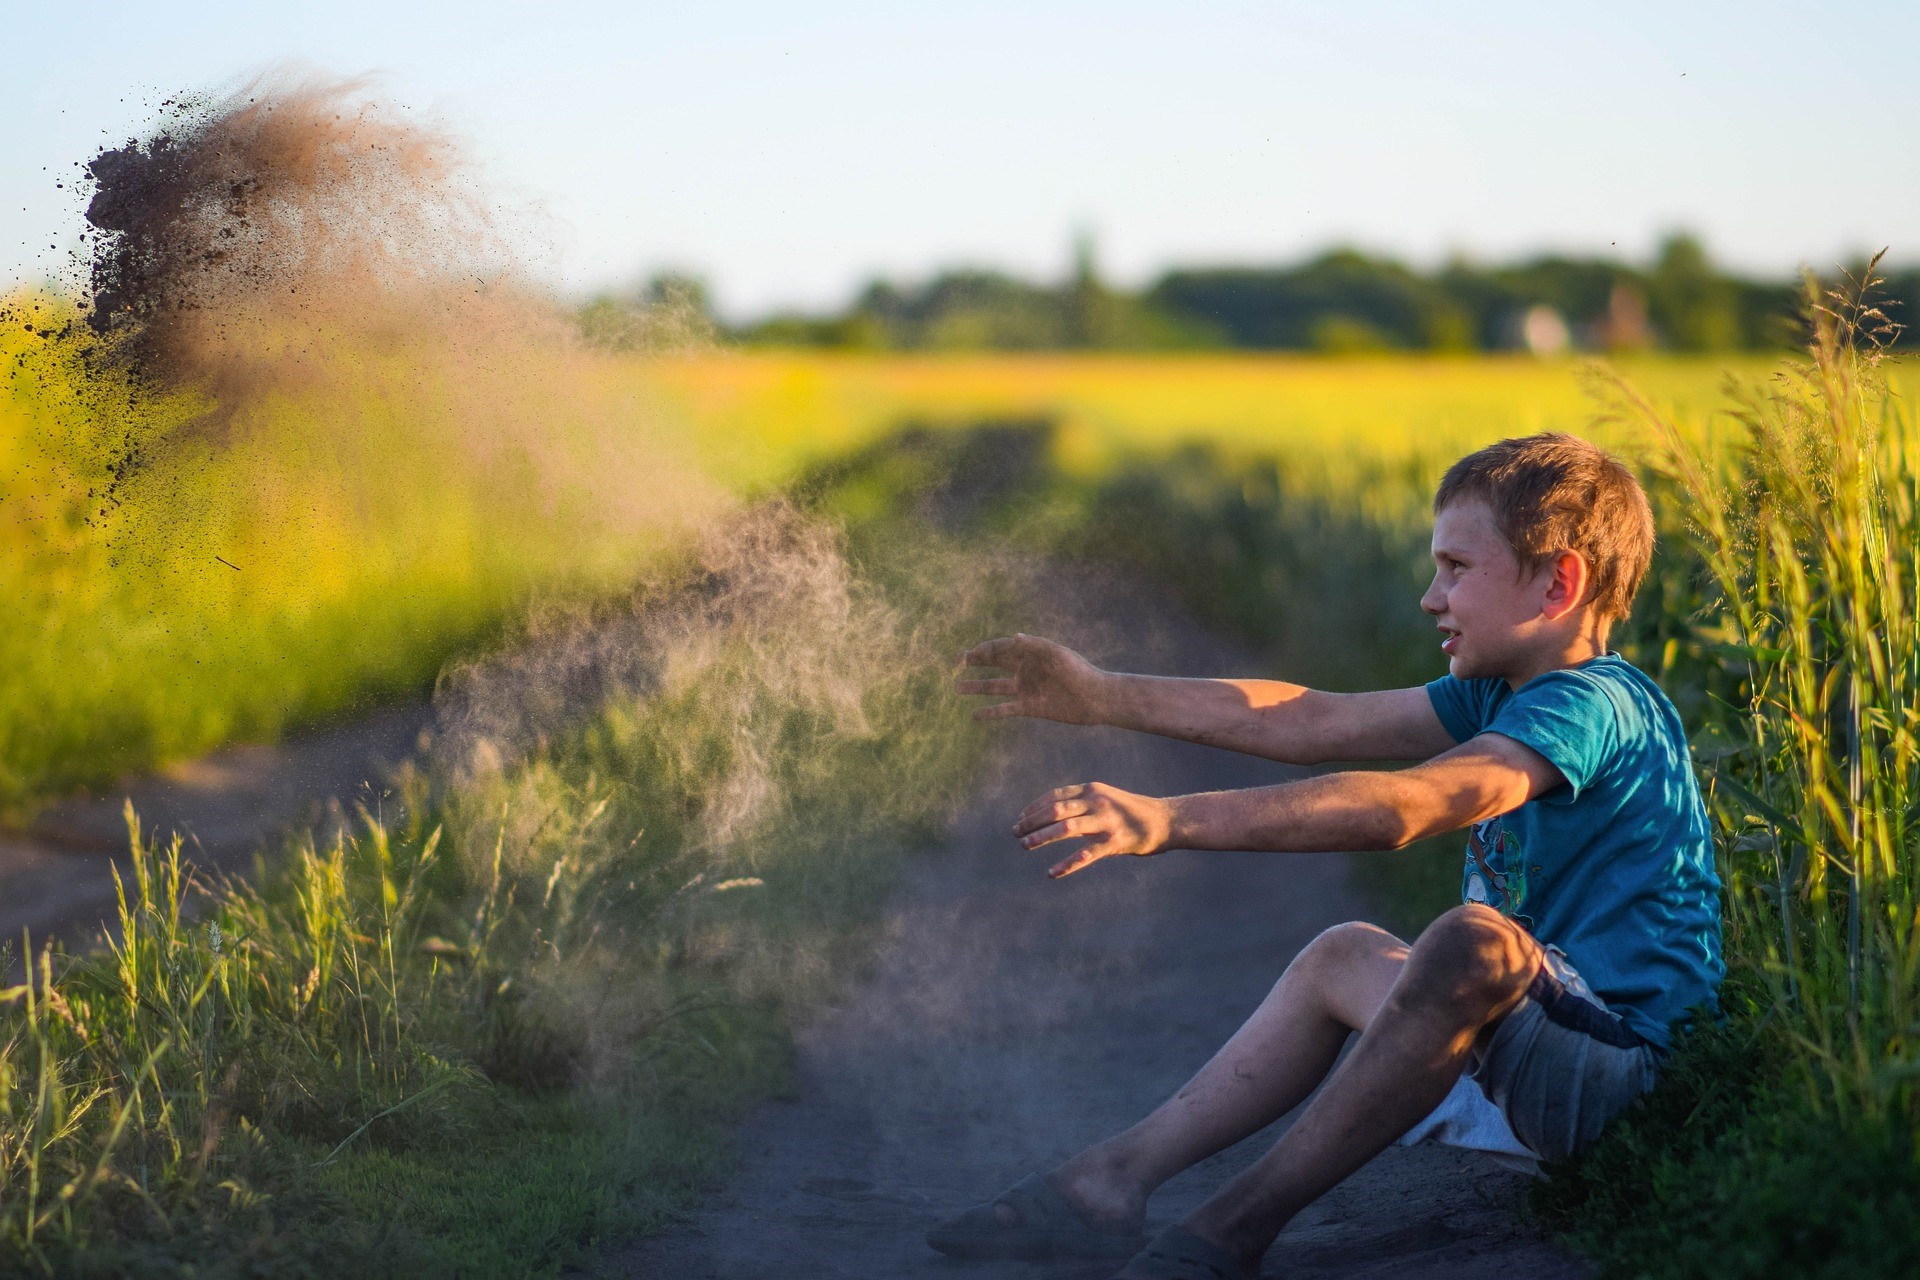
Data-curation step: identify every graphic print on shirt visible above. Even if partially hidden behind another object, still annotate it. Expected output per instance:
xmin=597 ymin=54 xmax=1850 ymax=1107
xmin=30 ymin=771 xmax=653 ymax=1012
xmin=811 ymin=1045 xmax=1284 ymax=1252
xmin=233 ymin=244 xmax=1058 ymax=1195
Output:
xmin=1462 ymin=816 xmax=1532 ymax=928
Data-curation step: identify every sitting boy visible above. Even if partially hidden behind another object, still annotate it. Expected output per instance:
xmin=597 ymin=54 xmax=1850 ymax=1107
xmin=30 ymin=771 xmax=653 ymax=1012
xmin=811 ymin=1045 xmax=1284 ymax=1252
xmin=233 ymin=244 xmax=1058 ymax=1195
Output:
xmin=933 ymin=433 xmax=1723 ymax=1280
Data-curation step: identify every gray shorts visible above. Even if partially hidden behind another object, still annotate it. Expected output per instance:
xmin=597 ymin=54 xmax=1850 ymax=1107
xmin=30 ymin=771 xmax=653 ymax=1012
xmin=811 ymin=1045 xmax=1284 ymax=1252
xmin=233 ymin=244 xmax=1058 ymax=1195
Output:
xmin=1466 ymin=946 xmax=1663 ymax=1164
xmin=1398 ymin=946 xmax=1661 ymax=1171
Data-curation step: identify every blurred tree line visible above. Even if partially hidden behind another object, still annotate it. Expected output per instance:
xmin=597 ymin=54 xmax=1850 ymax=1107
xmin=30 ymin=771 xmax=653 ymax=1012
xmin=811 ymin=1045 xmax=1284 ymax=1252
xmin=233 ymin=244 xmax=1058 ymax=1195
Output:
xmin=581 ymin=235 xmax=1919 ymax=354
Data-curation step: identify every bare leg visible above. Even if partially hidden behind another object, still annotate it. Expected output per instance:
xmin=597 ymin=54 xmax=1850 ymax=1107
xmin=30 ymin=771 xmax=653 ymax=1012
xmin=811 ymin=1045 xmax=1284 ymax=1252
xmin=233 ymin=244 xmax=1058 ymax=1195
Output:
xmin=1030 ymin=920 xmax=1411 ymax=1228
xmin=1183 ymin=904 xmax=1543 ymax=1270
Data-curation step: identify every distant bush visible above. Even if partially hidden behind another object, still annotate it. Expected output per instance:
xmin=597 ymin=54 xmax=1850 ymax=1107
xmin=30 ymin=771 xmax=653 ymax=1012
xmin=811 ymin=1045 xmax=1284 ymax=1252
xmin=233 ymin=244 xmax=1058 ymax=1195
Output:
xmin=721 ymin=234 xmax=1903 ymax=355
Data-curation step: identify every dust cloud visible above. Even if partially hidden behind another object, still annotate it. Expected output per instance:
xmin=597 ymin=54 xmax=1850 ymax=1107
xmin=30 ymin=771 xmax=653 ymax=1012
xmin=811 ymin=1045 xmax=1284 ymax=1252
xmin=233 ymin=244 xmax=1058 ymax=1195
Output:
xmin=53 ymin=70 xmax=711 ymax=540
xmin=29 ymin=69 xmax=1139 ymax=1149
xmin=80 ymin=75 xmax=501 ymax=382
xmin=47 ymin=70 xmax=1005 ymax=856
xmin=431 ymin=500 xmax=954 ymax=855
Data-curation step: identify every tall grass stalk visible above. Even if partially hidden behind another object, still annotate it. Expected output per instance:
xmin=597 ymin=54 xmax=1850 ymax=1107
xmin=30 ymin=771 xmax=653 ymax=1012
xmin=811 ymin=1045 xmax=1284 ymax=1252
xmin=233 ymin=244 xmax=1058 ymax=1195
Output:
xmin=1617 ymin=258 xmax=1919 ymax=1122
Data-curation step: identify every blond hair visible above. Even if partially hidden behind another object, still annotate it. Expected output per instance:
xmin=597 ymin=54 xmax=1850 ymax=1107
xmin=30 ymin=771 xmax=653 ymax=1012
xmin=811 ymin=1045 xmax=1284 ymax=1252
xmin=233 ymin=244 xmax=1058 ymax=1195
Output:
xmin=1434 ymin=433 xmax=1654 ymax=620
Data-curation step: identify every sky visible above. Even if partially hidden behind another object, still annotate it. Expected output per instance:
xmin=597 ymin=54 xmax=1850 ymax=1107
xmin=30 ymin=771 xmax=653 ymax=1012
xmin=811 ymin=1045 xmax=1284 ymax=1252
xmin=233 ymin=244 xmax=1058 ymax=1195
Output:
xmin=6 ymin=0 xmax=1918 ymax=320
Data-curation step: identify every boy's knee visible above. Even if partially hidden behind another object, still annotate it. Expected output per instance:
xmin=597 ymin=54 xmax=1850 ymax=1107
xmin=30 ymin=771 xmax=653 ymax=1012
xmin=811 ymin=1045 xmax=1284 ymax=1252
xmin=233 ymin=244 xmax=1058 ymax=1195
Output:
xmin=1290 ymin=921 xmax=1397 ymax=971
xmin=1291 ymin=921 xmax=1396 ymax=979
xmin=1278 ymin=921 xmax=1407 ymax=1030
xmin=1402 ymin=905 xmax=1537 ymax=1010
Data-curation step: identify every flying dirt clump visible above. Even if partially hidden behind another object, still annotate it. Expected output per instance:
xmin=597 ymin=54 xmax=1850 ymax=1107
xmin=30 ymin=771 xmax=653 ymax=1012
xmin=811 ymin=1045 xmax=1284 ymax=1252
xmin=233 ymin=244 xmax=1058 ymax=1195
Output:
xmin=77 ymin=72 xmax=516 ymax=400
xmin=48 ymin=70 xmax=712 ymax=545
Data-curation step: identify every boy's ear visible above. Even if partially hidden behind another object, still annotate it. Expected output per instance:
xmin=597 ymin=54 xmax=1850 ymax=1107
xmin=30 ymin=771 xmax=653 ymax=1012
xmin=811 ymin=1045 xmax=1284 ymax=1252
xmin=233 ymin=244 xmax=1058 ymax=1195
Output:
xmin=1538 ymin=549 xmax=1591 ymax=622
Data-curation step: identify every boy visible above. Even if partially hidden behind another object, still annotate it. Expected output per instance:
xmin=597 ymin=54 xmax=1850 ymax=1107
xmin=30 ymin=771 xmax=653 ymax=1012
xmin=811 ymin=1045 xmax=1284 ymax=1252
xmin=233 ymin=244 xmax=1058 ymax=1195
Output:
xmin=933 ymin=433 xmax=1722 ymax=1280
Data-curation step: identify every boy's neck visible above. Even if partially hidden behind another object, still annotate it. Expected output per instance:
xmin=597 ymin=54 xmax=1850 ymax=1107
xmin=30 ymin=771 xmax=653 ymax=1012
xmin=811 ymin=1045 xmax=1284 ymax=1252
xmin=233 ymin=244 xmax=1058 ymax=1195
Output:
xmin=1501 ymin=621 xmax=1613 ymax=690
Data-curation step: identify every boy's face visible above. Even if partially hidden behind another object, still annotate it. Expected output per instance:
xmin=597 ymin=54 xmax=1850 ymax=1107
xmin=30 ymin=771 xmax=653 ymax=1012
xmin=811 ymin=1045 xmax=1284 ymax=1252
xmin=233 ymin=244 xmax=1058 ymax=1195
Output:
xmin=1422 ymin=498 xmax=1556 ymax=681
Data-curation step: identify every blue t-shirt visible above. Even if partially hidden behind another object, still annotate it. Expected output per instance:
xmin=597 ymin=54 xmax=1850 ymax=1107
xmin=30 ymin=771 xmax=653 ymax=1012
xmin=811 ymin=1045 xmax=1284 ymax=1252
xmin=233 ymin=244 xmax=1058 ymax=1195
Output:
xmin=1426 ymin=655 xmax=1723 ymax=1048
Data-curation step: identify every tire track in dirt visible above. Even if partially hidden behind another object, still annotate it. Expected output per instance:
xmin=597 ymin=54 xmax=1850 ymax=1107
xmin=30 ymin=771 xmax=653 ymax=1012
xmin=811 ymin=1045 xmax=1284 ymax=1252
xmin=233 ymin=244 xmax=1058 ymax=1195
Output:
xmin=599 ymin=619 xmax=1590 ymax=1280
xmin=0 ymin=704 xmax=429 ymax=961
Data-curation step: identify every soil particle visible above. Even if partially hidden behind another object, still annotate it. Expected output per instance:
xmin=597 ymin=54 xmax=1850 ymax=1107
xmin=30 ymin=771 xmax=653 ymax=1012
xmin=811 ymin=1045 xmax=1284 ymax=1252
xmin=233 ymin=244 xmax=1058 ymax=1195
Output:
xmin=598 ymin=624 xmax=1590 ymax=1279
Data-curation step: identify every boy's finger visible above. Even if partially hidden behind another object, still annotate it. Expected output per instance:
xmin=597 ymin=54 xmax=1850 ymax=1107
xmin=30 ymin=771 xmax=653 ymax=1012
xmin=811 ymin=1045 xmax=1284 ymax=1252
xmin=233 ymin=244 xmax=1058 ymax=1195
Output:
xmin=1021 ymin=815 xmax=1097 ymax=849
xmin=1013 ymin=807 xmax=1064 ymax=838
xmin=1012 ymin=799 xmax=1087 ymax=835
xmin=1015 ymin=808 xmax=1065 ymax=839
xmin=972 ymin=702 xmax=1023 ymax=722
xmin=954 ymin=678 xmax=1016 ymax=696
xmin=1048 ymin=844 xmax=1105 ymax=879
xmin=1015 ymin=787 xmax=1088 ymax=829
xmin=960 ymin=637 xmax=1013 ymax=667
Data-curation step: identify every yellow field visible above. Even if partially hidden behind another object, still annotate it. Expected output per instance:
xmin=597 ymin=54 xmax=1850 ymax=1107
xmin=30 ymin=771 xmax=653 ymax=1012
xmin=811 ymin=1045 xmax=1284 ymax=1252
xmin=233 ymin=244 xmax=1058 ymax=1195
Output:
xmin=638 ymin=350 xmax=1917 ymax=489
xmin=10 ymin=329 xmax=1914 ymax=816
xmin=0 ymin=300 xmax=712 ymax=816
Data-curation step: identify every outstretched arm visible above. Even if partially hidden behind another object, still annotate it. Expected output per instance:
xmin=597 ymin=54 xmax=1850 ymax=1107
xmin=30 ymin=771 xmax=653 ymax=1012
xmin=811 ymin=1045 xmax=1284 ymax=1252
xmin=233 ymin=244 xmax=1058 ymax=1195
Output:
xmin=1013 ymin=732 xmax=1563 ymax=878
xmin=956 ymin=634 xmax=1457 ymax=764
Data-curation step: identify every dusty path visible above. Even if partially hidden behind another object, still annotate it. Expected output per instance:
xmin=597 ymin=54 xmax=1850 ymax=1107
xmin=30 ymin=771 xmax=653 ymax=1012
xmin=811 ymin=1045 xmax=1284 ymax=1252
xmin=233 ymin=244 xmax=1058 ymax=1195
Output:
xmin=0 ymin=703 xmax=430 ymax=955
xmin=600 ymin=627 xmax=1590 ymax=1279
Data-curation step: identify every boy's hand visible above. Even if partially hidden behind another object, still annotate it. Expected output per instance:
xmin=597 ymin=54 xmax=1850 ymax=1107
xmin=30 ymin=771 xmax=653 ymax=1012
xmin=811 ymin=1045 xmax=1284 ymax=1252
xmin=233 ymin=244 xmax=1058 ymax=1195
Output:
xmin=1014 ymin=782 xmax=1175 ymax=878
xmin=956 ymin=634 xmax=1110 ymax=725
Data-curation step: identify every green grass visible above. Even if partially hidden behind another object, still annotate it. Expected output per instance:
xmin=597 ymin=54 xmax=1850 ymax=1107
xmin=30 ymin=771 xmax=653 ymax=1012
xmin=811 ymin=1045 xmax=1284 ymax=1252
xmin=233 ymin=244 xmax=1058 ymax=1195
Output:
xmin=307 ymin=1034 xmax=793 ymax=1277
xmin=1527 ymin=982 xmax=1920 ymax=1279
xmin=0 ymin=496 xmax=1018 ymax=1277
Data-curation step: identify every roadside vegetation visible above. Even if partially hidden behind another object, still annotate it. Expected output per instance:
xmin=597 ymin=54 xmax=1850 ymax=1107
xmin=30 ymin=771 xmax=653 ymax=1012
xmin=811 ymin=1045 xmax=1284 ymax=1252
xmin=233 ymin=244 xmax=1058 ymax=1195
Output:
xmin=7 ymin=253 xmax=1916 ymax=1273
xmin=0 ymin=493 xmax=1018 ymax=1277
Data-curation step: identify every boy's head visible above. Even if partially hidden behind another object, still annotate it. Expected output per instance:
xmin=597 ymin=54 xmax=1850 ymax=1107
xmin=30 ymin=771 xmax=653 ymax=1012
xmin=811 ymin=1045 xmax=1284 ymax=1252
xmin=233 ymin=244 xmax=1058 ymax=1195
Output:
xmin=1424 ymin=433 xmax=1654 ymax=682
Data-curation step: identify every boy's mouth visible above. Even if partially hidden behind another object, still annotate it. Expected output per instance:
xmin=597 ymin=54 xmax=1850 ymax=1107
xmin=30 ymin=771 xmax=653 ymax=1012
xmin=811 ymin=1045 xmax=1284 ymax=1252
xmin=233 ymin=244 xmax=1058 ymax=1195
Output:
xmin=1439 ymin=626 xmax=1461 ymax=654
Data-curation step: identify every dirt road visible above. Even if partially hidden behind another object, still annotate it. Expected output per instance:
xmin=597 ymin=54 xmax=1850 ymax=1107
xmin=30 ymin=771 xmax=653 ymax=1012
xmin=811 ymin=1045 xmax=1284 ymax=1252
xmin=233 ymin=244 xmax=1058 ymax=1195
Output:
xmin=0 ymin=704 xmax=429 ymax=957
xmin=600 ymin=629 xmax=1590 ymax=1279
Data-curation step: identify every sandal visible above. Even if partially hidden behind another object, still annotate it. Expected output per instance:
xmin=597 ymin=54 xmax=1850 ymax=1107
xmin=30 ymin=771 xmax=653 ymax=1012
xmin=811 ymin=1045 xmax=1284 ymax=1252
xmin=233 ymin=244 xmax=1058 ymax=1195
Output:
xmin=925 ymin=1172 xmax=1147 ymax=1261
xmin=1111 ymin=1225 xmax=1257 ymax=1280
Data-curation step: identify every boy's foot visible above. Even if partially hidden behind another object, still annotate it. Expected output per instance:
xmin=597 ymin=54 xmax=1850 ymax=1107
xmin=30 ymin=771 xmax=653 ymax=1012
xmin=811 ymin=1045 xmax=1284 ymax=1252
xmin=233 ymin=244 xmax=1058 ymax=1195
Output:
xmin=1110 ymin=1224 xmax=1257 ymax=1280
xmin=925 ymin=1171 xmax=1146 ymax=1261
